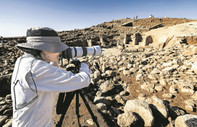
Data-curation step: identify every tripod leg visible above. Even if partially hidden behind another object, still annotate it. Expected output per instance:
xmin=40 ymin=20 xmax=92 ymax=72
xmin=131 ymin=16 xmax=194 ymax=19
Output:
xmin=56 ymin=93 xmax=66 ymax=114
xmin=76 ymin=92 xmax=81 ymax=127
xmin=56 ymin=92 xmax=75 ymax=127
xmin=79 ymin=92 xmax=100 ymax=127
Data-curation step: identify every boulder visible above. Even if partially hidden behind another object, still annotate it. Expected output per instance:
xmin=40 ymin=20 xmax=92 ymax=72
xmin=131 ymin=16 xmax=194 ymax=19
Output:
xmin=124 ymin=99 xmax=154 ymax=127
xmin=0 ymin=115 xmax=8 ymax=126
xmin=146 ymin=97 xmax=169 ymax=118
xmin=191 ymin=92 xmax=197 ymax=101
xmin=2 ymin=119 xmax=12 ymax=127
xmin=184 ymin=99 xmax=197 ymax=112
xmin=96 ymin=103 xmax=107 ymax=111
xmin=93 ymin=70 xmax=101 ymax=80
xmin=191 ymin=62 xmax=197 ymax=74
xmin=169 ymin=85 xmax=179 ymax=94
xmin=175 ymin=114 xmax=197 ymax=127
xmin=117 ymin=112 xmax=144 ymax=127
xmin=179 ymin=83 xmax=195 ymax=94
xmin=115 ymin=95 xmax=125 ymax=105
xmin=99 ymin=81 xmax=114 ymax=93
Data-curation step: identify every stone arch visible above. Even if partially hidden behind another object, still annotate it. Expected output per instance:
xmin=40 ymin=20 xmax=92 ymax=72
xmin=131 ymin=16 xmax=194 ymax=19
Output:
xmin=134 ymin=33 xmax=142 ymax=45
xmin=123 ymin=34 xmax=132 ymax=45
xmin=145 ymin=36 xmax=153 ymax=46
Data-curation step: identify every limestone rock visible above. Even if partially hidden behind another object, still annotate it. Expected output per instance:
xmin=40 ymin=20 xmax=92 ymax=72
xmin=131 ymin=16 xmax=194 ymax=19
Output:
xmin=146 ymin=97 xmax=169 ymax=118
xmin=99 ymin=81 xmax=114 ymax=93
xmin=162 ymin=93 xmax=174 ymax=99
xmin=155 ymin=85 xmax=164 ymax=92
xmin=123 ymin=69 xmax=132 ymax=76
xmin=124 ymin=99 xmax=154 ymax=127
xmin=169 ymin=106 xmax=187 ymax=120
xmin=0 ymin=115 xmax=8 ymax=126
xmin=2 ymin=119 xmax=12 ymax=127
xmin=179 ymin=83 xmax=195 ymax=94
xmin=169 ymin=84 xmax=179 ymax=94
xmin=159 ymin=78 xmax=167 ymax=86
xmin=191 ymin=92 xmax=197 ymax=101
xmin=191 ymin=62 xmax=197 ymax=74
xmin=105 ymin=70 xmax=116 ymax=77
xmin=93 ymin=70 xmax=101 ymax=80
xmin=136 ymin=74 xmax=142 ymax=81
xmin=86 ymin=118 xmax=94 ymax=126
xmin=94 ymin=96 xmax=111 ymax=106
xmin=175 ymin=114 xmax=197 ymax=127
xmin=117 ymin=112 xmax=144 ymax=127
xmin=184 ymin=99 xmax=197 ymax=112
xmin=96 ymin=103 xmax=107 ymax=111
xmin=115 ymin=95 xmax=125 ymax=105
xmin=5 ymin=94 xmax=12 ymax=103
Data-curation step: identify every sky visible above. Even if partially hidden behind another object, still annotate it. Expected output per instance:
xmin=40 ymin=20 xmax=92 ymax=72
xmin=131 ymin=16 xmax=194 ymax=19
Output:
xmin=0 ymin=0 xmax=197 ymax=37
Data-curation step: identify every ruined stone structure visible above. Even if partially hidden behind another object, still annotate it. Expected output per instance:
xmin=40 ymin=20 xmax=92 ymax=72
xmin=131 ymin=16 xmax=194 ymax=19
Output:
xmin=145 ymin=35 xmax=153 ymax=46
xmin=134 ymin=33 xmax=142 ymax=45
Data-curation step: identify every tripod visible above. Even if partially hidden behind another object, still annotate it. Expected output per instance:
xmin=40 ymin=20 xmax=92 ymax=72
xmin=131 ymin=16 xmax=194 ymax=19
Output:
xmin=56 ymin=60 xmax=100 ymax=127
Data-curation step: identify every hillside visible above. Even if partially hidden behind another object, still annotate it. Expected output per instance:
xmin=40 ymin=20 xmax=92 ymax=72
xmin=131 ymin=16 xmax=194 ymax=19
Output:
xmin=0 ymin=18 xmax=197 ymax=127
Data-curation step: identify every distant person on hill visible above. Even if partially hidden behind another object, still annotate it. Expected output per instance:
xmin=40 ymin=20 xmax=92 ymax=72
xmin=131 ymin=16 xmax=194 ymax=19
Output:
xmin=11 ymin=27 xmax=91 ymax=127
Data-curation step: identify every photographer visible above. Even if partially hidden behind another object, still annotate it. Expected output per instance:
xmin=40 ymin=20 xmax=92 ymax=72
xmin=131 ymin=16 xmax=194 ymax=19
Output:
xmin=11 ymin=27 xmax=91 ymax=127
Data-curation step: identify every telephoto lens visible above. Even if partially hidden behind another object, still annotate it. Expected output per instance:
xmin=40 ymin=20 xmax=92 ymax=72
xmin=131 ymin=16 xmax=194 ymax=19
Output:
xmin=62 ymin=45 xmax=102 ymax=59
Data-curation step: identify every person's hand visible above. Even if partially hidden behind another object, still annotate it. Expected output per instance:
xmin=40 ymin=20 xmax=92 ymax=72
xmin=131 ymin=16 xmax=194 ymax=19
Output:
xmin=80 ymin=63 xmax=90 ymax=73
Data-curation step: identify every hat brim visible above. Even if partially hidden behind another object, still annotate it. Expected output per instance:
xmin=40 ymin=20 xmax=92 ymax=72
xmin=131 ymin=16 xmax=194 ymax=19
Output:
xmin=16 ymin=42 xmax=68 ymax=53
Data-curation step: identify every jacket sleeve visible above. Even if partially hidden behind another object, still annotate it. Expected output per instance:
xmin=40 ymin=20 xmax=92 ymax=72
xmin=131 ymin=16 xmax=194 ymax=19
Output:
xmin=27 ymin=60 xmax=91 ymax=92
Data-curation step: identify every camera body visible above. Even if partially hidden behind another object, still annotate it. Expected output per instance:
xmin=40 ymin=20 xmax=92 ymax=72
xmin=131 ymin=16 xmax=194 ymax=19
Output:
xmin=66 ymin=59 xmax=81 ymax=73
xmin=61 ymin=46 xmax=102 ymax=72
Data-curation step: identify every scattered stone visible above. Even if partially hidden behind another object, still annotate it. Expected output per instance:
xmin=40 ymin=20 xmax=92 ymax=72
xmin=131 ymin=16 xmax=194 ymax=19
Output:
xmin=162 ymin=93 xmax=174 ymax=99
xmin=96 ymin=103 xmax=107 ymax=111
xmin=191 ymin=92 xmax=197 ymax=101
xmin=169 ymin=85 xmax=179 ymax=94
xmin=155 ymin=85 xmax=164 ymax=92
xmin=5 ymin=94 xmax=12 ymax=103
xmin=159 ymin=79 xmax=167 ymax=86
xmin=184 ymin=99 xmax=197 ymax=112
xmin=124 ymin=99 xmax=154 ymax=127
xmin=137 ymin=94 xmax=146 ymax=101
xmin=175 ymin=114 xmax=197 ymax=127
xmin=169 ymin=106 xmax=187 ymax=119
xmin=146 ymin=96 xmax=169 ymax=118
xmin=0 ymin=105 xmax=8 ymax=114
xmin=1 ymin=19 xmax=197 ymax=127
xmin=2 ymin=119 xmax=12 ymax=127
xmin=86 ymin=118 xmax=94 ymax=126
xmin=99 ymin=81 xmax=114 ymax=93
xmin=115 ymin=95 xmax=125 ymax=105
xmin=0 ymin=115 xmax=8 ymax=126
xmin=117 ymin=112 xmax=144 ymax=127
xmin=179 ymin=83 xmax=195 ymax=94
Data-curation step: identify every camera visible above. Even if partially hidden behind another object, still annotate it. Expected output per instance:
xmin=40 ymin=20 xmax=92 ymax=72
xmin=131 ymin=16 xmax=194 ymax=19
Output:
xmin=62 ymin=45 xmax=102 ymax=60
xmin=60 ymin=46 xmax=102 ymax=72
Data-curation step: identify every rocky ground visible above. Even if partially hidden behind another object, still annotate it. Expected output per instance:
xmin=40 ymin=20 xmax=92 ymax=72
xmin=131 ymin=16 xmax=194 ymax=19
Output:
xmin=0 ymin=18 xmax=197 ymax=127
xmin=86 ymin=44 xmax=197 ymax=126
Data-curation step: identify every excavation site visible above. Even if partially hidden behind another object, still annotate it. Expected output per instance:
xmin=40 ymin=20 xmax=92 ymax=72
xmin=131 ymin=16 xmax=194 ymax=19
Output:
xmin=0 ymin=18 xmax=197 ymax=127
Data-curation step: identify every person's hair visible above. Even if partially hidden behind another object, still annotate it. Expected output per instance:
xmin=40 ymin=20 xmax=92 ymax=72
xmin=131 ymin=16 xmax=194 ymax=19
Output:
xmin=20 ymin=47 xmax=42 ymax=58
